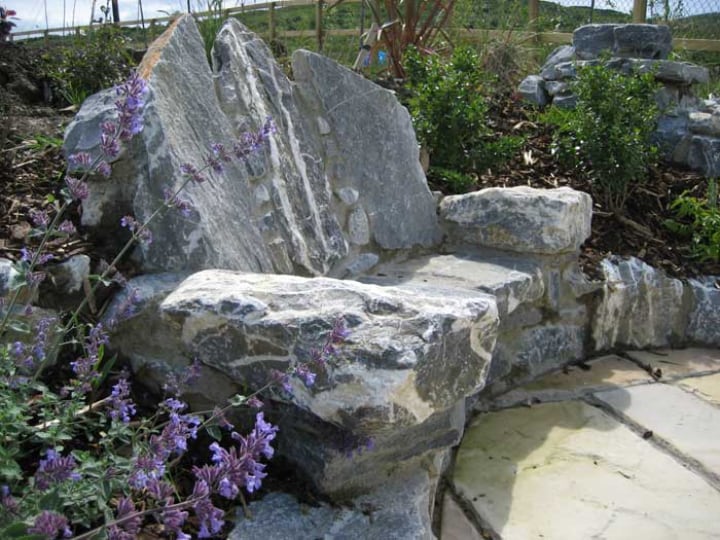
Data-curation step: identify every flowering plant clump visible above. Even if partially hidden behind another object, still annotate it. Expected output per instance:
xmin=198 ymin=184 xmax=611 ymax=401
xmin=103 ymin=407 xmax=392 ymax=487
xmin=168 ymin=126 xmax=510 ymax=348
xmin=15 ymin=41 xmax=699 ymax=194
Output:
xmin=0 ymin=69 xmax=345 ymax=538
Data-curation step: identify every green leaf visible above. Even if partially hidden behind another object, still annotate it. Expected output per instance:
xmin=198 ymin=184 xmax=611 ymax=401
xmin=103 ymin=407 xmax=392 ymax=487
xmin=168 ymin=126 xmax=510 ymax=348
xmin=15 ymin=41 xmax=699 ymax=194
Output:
xmin=206 ymin=424 xmax=222 ymax=441
xmin=0 ymin=522 xmax=47 ymax=540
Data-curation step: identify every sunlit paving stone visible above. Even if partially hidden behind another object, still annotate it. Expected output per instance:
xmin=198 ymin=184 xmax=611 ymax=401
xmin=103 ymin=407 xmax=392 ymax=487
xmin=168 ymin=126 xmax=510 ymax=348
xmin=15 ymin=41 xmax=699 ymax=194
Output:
xmin=625 ymin=349 xmax=720 ymax=380
xmin=677 ymin=372 xmax=720 ymax=407
xmin=453 ymin=401 xmax=720 ymax=540
xmin=595 ymin=383 xmax=720 ymax=476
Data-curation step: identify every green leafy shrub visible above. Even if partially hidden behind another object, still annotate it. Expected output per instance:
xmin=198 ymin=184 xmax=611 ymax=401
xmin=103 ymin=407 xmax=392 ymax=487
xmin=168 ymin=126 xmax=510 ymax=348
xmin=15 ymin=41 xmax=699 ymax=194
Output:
xmin=541 ymin=63 xmax=661 ymax=213
xmin=665 ymin=178 xmax=720 ymax=262
xmin=404 ymin=46 xmax=522 ymax=193
xmin=42 ymin=25 xmax=135 ymax=106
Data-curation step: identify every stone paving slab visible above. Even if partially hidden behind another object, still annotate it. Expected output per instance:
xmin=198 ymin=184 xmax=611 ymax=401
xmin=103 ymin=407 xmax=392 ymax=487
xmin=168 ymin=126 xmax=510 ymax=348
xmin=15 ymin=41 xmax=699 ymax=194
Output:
xmin=452 ymin=401 xmax=720 ymax=540
xmin=486 ymin=355 xmax=653 ymax=408
xmin=594 ymin=383 xmax=720 ymax=478
xmin=678 ymin=372 xmax=720 ymax=407
xmin=625 ymin=348 xmax=720 ymax=380
xmin=440 ymin=494 xmax=484 ymax=540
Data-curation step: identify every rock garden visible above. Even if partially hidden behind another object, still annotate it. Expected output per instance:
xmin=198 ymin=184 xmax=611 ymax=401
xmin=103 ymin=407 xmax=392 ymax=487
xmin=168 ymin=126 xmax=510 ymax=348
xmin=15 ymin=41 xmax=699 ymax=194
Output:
xmin=1 ymin=11 xmax=720 ymax=540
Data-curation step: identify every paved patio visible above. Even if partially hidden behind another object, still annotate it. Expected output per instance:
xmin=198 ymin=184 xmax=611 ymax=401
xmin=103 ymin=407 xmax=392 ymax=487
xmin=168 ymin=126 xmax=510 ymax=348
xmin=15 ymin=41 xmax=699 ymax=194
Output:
xmin=444 ymin=348 xmax=720 ymax=540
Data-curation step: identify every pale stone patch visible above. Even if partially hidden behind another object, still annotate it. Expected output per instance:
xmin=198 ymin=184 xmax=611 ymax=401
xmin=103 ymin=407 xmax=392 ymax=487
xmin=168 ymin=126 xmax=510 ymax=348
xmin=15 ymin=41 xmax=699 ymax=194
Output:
xmin=625 ymin=348 xmax=720 ymax=380
xmin=440 ymin=494 xmax=484 ymax=540
xmin=453 ymin=401 xmax=720 ymax=540
xmin=595 ymin=383 xmax=720 ymax=477
xmin=490 ymin=355 xmax=654 ymax=407
xmin=677 ymin=372 xmax=720 ymax=407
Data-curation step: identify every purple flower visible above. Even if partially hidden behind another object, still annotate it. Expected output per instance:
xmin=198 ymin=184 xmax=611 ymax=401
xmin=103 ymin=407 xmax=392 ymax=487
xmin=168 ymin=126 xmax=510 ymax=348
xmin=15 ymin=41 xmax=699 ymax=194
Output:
xmin=108 ymin=377 xmax=136 ymax=423
xmin=120 ymin=215 xmax=152 ymax=245
xmin=57 ymin=220 xmax=77 ymax=235
xmin=211 ymin=406 xmax=235 ymax=430
xmin=246 ymin=396 xmax=264 ymax=409
xmin=20 ymin=247 xmax=53 ymax=265
xmin=0 ymin=485 xmax=18 ymax=515
xmin=27 ymin=511 xmax=72 ymax=539
xmin=129 ymin=454 xmax=166 ymax=489
xmin=95 ymin=160 xmax=112 ymax=178
xmin=29 ymin=208 xmax=50 ymax=228
xmin=179 ymin=163 xmax=207 ymax=184
xmin=68 ymin=152 xmax=93 ymax=168
xmin=34 ymin=449 xmax=81 ymax=491
xmin=295 ymin=363 xmax=316 ymax=387
xmin=65 ymin=175 xmax=89 ymax=201
xmin=161 ymin=506 xmax=190 ymax=539
xmin=193 ymin=413 xmax=277 ymax=502
xmin=115 ymin=71 xmax=148 ymax=141
xmin=146 ymin=478 xmax=174 ymax=502
xmin=270 ymin=369 xmax=293 ymax=394
xmin=107 ymin=497 xmax=141 ymax=540
xmin=163 ymin=358 xmax=202 ymax=396
xmin=162 ymin=187 xmax=194 ymax=218
xmin=191 ymin=480 xmax=225 ymax=538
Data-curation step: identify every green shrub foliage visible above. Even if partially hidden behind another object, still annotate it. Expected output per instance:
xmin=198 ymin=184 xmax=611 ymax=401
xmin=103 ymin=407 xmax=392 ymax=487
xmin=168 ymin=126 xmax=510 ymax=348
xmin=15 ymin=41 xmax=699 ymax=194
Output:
xmin=403 ymin=46 xmax=521 ymax=193
xmin=666 ymin=178 xmax=720 ymax=262
xmin=542 ymin=63 xmax=660 ymax=213
xmin=42 ymin=25 xmax=135 ymax=106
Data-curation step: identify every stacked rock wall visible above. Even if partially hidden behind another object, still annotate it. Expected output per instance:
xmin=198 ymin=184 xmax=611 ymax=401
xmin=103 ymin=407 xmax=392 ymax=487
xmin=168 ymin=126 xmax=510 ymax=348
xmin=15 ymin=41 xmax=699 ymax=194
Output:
xmin=519 ymin=24 xmax=720 ymax=177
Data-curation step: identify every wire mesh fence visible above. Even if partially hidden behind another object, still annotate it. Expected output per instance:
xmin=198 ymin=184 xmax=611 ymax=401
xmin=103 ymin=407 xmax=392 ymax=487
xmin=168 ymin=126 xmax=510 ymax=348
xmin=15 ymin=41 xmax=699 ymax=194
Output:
xmin=452 ymin=0 xmax=718 ymax=39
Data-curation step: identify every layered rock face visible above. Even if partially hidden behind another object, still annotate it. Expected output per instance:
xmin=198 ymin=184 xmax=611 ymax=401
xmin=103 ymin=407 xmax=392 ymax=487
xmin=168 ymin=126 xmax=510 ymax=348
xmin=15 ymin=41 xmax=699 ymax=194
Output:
xmin=64 ymin=16 xmax=440 ymax=277
xmin=518 ymin=23 xmax=720 ymax=177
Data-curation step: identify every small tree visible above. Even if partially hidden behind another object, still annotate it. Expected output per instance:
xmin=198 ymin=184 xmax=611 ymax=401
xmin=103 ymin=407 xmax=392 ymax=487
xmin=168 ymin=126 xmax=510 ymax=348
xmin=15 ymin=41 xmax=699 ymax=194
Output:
xmin=328 ymin=0 xmax=456 ymax=78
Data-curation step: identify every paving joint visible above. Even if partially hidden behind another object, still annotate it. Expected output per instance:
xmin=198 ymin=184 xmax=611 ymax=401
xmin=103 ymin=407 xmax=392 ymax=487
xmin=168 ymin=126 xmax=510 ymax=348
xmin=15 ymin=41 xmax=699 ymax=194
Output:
xmin=582 ymin=391 xmax=720 ymax=492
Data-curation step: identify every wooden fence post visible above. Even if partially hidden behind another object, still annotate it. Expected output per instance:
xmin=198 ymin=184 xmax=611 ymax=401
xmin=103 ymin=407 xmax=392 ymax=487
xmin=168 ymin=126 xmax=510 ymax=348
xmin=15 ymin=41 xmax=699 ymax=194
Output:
xmin=269 ymin=2 xmax=276 ymax=42
xmin=529 ymin=0 xmax=539 ymax=33
xmin=633 ymin=0 xmax=648 ymax=23
xmin=316 ymin=0 xmax=324 ymax=52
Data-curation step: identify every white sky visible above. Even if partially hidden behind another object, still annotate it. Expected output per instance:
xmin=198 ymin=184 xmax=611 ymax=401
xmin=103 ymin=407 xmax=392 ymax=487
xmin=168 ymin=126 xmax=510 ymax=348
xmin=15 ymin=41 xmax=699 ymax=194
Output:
xmin=8 ymin=0 xmax=716 ymax=34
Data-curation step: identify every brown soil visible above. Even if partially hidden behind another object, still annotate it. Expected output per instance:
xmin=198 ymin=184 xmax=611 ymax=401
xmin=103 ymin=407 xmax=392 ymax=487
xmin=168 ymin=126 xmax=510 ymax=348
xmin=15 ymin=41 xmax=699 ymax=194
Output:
xmin=2 ymin=40 xmax=719 ymax=284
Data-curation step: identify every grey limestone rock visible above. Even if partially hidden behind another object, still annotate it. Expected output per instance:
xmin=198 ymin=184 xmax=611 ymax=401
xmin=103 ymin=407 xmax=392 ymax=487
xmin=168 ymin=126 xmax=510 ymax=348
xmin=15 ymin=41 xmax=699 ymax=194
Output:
xmin=64 ymin=16 xmax=439 ymax=277
xmin=108 ymin=269 xmax=498 ymax=495
xmin=592 ymin=257 xmax=686 ymax=351
xmin=573 ymin=24 xmax=617 ymax=60
xmin=686 ymin=277 xmax=720 ymax=346
xmin=574 ymin=24 xmax=671 ymax=61
xmin=229 ymin=459 xmax=443 ymax=539
xmin=518 ymin=75 xmax=548 ymax=107
xmin=439 ymin=187 xmax=592 ymax=255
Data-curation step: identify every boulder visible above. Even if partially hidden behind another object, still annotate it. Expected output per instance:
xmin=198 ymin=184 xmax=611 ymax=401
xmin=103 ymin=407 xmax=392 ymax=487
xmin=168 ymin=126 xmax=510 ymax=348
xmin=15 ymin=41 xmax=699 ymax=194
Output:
xmin=518 ymin=75 xmax=548 ymax=107
xmin=687 ymin=135 xmax=720 ymax=176
xmin=686 ymin=277 xmax=720 ymax=346
xmin=486 ymin=324 xmax=586 ymax=392
xmin=107 ymin=269 xmax=499 ymax=495
xmin=229 ymin=457 xmax=444 ymax=539
xmin=573 ymin=24 xmax=616 ymax=60
xmin=439 ymin=187 xmax=592 ymax=255
xmin=362 ymin=251 xmax=545 ymax=318
xmin=591 ymin=257 xmax=686 ymax=351
xmin=64 ymin=15 xmax=439 ymax=277
xmin=574 ymin=24 xmax=671 ymax=61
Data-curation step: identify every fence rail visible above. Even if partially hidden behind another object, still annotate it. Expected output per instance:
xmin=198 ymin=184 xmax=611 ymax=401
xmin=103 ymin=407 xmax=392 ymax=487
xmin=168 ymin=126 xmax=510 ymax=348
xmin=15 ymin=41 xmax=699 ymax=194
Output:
xmin=11 ymin=0 xmax=720 ymax=53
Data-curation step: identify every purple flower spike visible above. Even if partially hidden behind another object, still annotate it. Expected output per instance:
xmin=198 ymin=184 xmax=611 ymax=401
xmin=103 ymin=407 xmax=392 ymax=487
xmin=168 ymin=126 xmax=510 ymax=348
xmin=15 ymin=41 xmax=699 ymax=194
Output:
xmin=107 ymin=497 xmax=141 ymax=540
xmin=108 ymin=377 xmax=136 ymax=423
xmin=95 ymin=160 xmax=112 ymax=178
xmin=27 ymin=511 xmax=72 ymax=539
xmin=57 ymin=220 xmax=77 ymax=235
xmin=29 ymin=208 xmax=50 ymax=228
xmin=68 ymin=152 xmax=93 ymax=168
xmin=34 ymin=449 xmax=81 ymax=491
xmin=180 ymin=163 xmax=207 ymax=184
xmin=65 ymin=175 xmax=89 ymax=201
